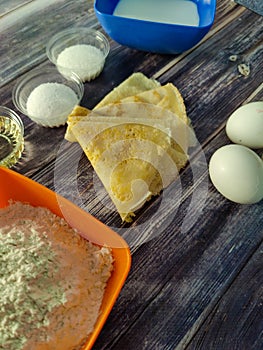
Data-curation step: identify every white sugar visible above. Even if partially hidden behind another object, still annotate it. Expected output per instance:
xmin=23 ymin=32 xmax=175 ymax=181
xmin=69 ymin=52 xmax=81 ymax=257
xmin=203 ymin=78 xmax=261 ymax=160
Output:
xmin=26 ymin=83 xmax=78 ymax=127
xmin=57 ymin=44 xmax=105 ymax=82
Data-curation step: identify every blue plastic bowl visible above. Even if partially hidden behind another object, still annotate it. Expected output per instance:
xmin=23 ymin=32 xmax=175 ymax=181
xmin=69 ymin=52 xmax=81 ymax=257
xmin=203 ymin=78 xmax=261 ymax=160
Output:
xmin=94 ymin=0 xmax=216 ymax=54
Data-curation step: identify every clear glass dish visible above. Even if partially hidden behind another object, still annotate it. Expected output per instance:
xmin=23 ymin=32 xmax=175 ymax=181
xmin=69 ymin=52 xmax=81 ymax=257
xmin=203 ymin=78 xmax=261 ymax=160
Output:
xmin=46 ymin=27 xmax=110 ymax=82
xmin=12 ymin=66 xmax=84 ymax=127
xmin=0 ymin=106 xmax=24 ymax=168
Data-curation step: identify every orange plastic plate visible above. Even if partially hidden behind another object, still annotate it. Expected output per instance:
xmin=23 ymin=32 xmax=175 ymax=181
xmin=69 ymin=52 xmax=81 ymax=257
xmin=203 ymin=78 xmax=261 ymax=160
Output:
xmin=0 ymin=167 xmax=131 ymax=350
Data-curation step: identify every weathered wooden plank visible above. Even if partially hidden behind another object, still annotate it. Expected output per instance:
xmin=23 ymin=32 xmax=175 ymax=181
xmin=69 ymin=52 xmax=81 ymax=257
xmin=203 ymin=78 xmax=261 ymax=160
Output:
xmin=87 ymin=79 xmax=263 ymax=349
xmin=30 ymin=15 xmax=258 ymax=167
xmin=0 ymin=1 xmax=262 ymax=349
xmin=0 ymin=9 xmax=258 ymax=255
xmin=152 ymin=3 xmax=246 ymax=79
xmin=7 ymin=7 xmax=261 ymax=224
xmin=0 ymin=0 xmax=245 ymax=88
xmin=0 ymin=0 xmax=33 ymax=17
xmin=0 ymin=1 xmax=259 ymax=233
xmin=0 ymin=0 xmax=96 ymax=86
xmin=91 ymin=114 xmax=263 ymax=350
xmin=159 ymin=9 xmax=263 ymax=146
xmin=185 ymin=242 xmax=263 ymax=350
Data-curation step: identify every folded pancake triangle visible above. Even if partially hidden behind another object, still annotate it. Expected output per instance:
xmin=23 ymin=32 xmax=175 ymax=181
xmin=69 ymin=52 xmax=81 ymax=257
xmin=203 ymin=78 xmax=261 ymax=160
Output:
xmin=65 ymin=73 xmax=195 ymax=222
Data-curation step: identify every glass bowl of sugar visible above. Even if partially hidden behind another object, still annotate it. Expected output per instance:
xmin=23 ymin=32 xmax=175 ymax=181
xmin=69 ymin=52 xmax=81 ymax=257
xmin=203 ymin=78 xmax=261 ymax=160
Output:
xmin=0 ymin=106 xmax=24 ymax=168
xmin=12 ymin=67 xmax=84 ymax=128
xmin=46 ymin=27 xmax=110 ymax=82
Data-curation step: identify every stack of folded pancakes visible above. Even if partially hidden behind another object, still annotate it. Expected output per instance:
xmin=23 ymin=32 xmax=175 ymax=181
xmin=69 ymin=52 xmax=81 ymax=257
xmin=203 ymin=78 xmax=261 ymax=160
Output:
xmin=66 ymin=73 xmax=194 ymax=222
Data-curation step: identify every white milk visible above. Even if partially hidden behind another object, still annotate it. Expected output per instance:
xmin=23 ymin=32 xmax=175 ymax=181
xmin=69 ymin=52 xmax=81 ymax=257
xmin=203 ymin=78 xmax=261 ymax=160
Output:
xmin=113 ymin=0 xmax=200 ymax=27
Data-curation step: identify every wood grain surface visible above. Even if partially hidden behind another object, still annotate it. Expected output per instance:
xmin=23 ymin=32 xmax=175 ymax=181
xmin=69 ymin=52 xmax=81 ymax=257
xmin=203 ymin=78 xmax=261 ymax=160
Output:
xmin=0 ymin=0 xmax=262 ymax=349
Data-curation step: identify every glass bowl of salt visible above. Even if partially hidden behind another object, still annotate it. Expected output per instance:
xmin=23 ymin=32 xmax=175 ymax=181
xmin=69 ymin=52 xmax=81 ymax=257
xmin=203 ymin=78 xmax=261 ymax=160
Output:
xmin=12 ymin=66 xmax=84 ymax=128
xmin=46 ymin=27 xmax=110 ymax=82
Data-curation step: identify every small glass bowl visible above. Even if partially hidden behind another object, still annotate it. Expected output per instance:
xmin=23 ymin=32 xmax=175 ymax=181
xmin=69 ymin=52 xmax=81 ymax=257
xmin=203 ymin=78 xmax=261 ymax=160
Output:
xmin=0 ymin=106 xmax=24 ymax=168
xmin=12 ymin=67 xmax=84 ymax=127
xmin=46 ymin=27 xmax=110 ymax=82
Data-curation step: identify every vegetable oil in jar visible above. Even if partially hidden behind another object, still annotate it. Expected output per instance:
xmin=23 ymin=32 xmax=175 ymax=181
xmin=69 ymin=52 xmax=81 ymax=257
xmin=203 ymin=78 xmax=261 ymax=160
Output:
xmin=0 ymin=107 xmax=24 ymax=168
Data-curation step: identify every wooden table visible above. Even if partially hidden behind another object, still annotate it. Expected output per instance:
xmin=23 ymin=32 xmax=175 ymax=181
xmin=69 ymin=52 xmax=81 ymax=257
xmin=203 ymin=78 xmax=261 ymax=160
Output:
xmin=1 ymin=1 xmax=262 ymax=349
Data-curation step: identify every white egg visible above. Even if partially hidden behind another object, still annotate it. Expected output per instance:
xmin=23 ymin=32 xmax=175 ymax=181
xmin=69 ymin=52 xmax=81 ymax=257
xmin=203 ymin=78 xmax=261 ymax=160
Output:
xmin=209 ymin=144 xmax=263 ymax=204
xmin=226 ymin=101 xmax=263 ymax=149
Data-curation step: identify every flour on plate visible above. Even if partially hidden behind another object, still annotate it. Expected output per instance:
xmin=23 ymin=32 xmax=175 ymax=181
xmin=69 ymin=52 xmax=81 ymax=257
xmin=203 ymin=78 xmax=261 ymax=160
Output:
xmin=0 ymin=201 xmax=113 ymax=350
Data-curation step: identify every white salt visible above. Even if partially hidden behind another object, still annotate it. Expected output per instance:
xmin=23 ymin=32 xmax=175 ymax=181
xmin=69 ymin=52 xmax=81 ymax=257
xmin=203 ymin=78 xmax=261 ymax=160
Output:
xmin=26 ymin=82 xmax=78 ymax=127
xmin=57 ymin=44 xmax=105 ymax=82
